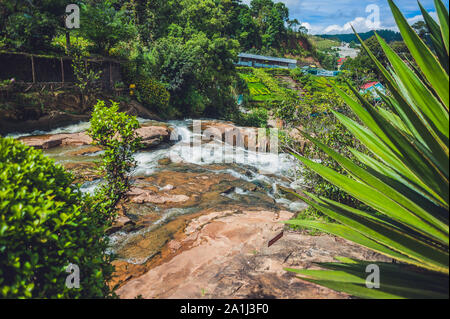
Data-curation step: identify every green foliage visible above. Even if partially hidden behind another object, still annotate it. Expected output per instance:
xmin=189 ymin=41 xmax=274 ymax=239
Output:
xmin=310 ymin=36 xmax=340 ymax=51
xmin=88 ymin=100 xmax=142 ymax=220
xmin=0 ymin=0 xmax=70 ymax=52
xmin=281 ymin=72 xmax=369 ymax=216
xmin=0 ymin=137 xmax=114 ymax=298
xmin=149 ymin=34 xmax=240 ymax=118
xmin=239 ymin=68 xmax=297 ymax=107
xmin=135 ymin=78 xmax=170 ymax=115
xmin=316 ymin=50 xmax=339 ymax=70
xmin=51 ymin=35 xmax=93 ymax=55
xmin=342 ymin=36 xmax=412 ymax=86
xmin=236 ymin=108 xmax=269 ymax=128
xmin=71 ymin=49 xmax=102 ymax=96
xmin=318 ymin=29 xmax=403 ymax=44
xmin=79 ymin=2 xmax=137 ymax=56
xmin=285 ymin=0 xmax=449 ymax=299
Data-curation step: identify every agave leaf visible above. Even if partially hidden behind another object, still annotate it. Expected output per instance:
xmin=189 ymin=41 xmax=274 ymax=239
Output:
xmin=434 ymin=0 xmax=449 ymax=54
xmin=331 ymin=83 xmax=398 ymax=152
xmin=332 ymin=111 xmax=446 ymax=204
xmin=291 ymin=192 xmax=449 ymax=272
xmin=388 ymin=0 xmax=449 ymax=108
xmin=286 ymin=260 xmax=448 ymax=299
xmin=378 ymin=88 xmax=449 ymax=157
xmin=376 ymin=34 xmax=449 ymax=141
xmin=303 ymin=133 xmax=449 ymax=235
xmin=292 ymin=152 xmax=448 ymax=245
xmin=349 ymin=148 xmax=449 ymax=224
xmin=284 ymin=218 xmax=418 ymax=266
xmin=360 ymin=102 xmax=449 ymax=206
xmin=376 ymin=106 xmax=412 ymax=136
xmin=311 ymin=195 xmax=449 ymax=270
xmin=419 ymin=2 xmax=449 ymax=72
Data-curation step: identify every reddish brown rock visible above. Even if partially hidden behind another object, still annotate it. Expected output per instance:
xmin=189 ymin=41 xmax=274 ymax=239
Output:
xmin=116 ymin=209 xmax=389 ymax=299
xmin=137 ymin=125 xmax=171 ymax=149
xmin=131 ymin=191 xmax=190 ymax=205
xmin=20 ymin=125 xmax=171 ymax=150
xmin=20 ymin=132 xmax=92 ymax=149
xmin=194 ymin=121 xmax=270 ymax=151
xmin=107 ymin=216 xmax=135 ymax=235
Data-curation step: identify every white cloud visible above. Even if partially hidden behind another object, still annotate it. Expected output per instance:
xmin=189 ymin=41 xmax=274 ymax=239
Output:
xmin=309 ymin=10 xmax=438 ymax=34
xmin=300 ymin=22 xmax=323 ymax=35
xmin=407 ymin=11 xmax=438 ymax=25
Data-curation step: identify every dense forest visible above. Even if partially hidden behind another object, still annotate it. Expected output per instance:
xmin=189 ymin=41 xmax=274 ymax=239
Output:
xmin=318 ymin=29 xmax=403 ymax=43
xmin=0 ymin=0 xmax=316 ymax=119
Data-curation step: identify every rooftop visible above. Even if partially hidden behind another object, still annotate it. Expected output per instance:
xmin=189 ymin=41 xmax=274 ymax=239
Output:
xmin=238 ymin=53 xmax=297 ymax=64
xmin=361 ymin=82 xmax=381 ymax=90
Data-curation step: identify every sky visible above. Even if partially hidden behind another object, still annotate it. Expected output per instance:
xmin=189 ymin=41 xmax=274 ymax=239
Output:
xmin=243 ymin=0 xmax=449 ymax=34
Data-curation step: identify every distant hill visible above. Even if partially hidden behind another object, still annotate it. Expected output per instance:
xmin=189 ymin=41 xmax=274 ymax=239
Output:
xmin=317 ymin=30 xmax=402 ymax=44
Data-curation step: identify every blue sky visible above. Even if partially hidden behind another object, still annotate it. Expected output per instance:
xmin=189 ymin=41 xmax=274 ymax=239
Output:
xmin=243 ymin=0 xmax=450 ymax=34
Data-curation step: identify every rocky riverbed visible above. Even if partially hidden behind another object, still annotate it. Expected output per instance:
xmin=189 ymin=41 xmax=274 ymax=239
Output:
xmin=10 ymin=118 xmax=386 ymax=299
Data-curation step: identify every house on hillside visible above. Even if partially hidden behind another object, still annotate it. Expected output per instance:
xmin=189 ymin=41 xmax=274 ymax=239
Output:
xmin=337 ymin=58 xmax=347 ymax=70
xmin=360 ymin=81 xmax=386 ymax=99
xmin=301 ymin=65 xmax=339 ymax=77
xmin=237 ymin=53 xmax=297 ymax=69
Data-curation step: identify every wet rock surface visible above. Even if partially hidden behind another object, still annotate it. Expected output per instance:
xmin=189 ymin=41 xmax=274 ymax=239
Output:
xmin=19 ymin=124 xmax=171 ymax=150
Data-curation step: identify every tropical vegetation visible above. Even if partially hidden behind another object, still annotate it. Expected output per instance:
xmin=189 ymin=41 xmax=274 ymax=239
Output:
xmin=285 ymin=0 xmax=449 ymax=299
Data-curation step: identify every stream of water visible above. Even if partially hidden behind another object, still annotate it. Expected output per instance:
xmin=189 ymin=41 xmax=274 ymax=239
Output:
xmin=10 ymin=118 xmax=306 ymax=264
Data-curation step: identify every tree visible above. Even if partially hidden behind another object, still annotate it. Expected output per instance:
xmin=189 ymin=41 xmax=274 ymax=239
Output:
xmin=0 ymin=0 xmax=72 ymax=52
xmin=150 ymin=34 xmax=239 ymax=118
xmin=79 ymin=2 xmax=137 ymax=55
xmin=412 ymin=21 xmax=430 ymax=39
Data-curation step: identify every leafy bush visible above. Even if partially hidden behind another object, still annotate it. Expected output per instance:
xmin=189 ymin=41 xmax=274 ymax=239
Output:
xmin=51 ymin=35 xmax=93 ymax=55
xmin=285 ymin=0 xmax=449 ymax=299
xmin=136 ymin=78 xmax=170 ymax=114
xmin=88 ymin=100 xmax=142 ymax=220
xmin=71 ymin=49 xmax=102 ymax=99
xmin=236 ymin=108 xmax=269 ymax=128
xmin=0 ymin=138 xmax=114 ymax=298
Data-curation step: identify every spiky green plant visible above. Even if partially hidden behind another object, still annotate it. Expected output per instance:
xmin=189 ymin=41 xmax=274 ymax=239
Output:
xmin=285 ymin=0 xmax=449 ymax=299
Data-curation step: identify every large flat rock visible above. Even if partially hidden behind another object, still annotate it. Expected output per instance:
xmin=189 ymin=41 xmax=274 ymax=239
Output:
xmin=116 ymin=210 xmax=387 ymax=299
xmin=20 ymin=125 xmax=171 ymax=150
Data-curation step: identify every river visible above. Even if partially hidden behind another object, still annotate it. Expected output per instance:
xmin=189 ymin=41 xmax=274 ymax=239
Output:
xmin=9 ymin=118 xmax=306 ymax=266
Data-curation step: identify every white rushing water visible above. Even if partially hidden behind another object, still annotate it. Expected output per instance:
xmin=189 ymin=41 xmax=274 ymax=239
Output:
xmin=5 ymin=117 xmax=150 ymax=139
xmin=135 ymin=119 xmax=300 ymax=182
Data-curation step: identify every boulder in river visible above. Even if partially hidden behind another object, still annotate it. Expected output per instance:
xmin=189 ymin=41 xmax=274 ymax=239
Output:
xmin=190 ymin=121 xmax=272 ymax=151
xmin=20 ymin=125 xmax=172 ymax=150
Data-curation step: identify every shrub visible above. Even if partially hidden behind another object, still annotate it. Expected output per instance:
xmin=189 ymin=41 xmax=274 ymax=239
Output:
xmin=236 ymin=108 xmax=268 ymax=128
xmin=135 ymin=78 xmax=170 ymax=114
xmin=88 ymin=100 xmax=142 ymax=220
xmin=0 ymin=137 xmax=114 ymax=298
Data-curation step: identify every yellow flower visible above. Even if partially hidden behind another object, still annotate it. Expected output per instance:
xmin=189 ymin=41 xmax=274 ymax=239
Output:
xmin=129 ymin=84 xmax=136 ymax=89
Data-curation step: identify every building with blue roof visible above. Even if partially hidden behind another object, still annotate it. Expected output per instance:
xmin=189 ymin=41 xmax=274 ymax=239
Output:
xmin=237 ymin=53 xmax=297 ymax=69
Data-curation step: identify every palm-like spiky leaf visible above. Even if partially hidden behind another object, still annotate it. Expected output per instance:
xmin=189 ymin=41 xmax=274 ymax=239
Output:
xmin=286 ymin=0 xmax=449 ymax=299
